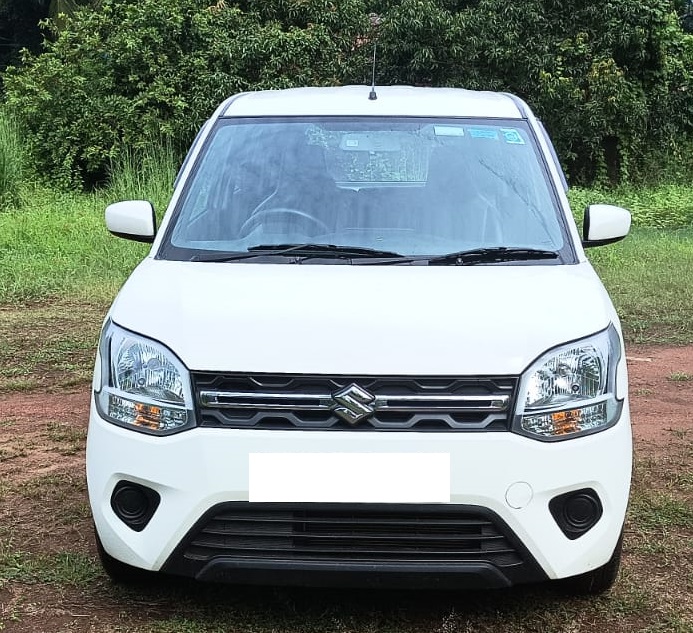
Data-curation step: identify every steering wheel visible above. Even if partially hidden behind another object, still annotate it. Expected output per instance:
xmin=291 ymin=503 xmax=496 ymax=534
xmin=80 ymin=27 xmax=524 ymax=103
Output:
xmin=239 ymin=207 xmax=330 ymax=236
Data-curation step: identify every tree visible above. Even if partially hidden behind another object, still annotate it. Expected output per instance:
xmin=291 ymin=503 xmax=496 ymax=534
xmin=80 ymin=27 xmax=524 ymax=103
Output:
xmin=4 ymin=0 xmax=692 ymax=186
xmin=360 ymin=0 xmax=693 ymax=183
xmin=3 ymin=0 xmax=369 ymax=186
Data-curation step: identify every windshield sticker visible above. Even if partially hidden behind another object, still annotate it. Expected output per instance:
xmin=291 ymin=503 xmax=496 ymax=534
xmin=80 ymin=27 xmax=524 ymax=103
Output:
xmin=500 ymin=128 xmax=525 ymax=145
xmin=467 ymin=127 xmax=499 ymax=140
xmin=434 ymin=125 xmax=465 ymax=137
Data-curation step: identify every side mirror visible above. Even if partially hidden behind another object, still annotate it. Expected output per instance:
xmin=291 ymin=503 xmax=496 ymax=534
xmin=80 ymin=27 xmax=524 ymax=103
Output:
xmin=105 ymin=200 xmax=157 ymax=243
xmin=582 ymin=204 xmax=631 ymax=248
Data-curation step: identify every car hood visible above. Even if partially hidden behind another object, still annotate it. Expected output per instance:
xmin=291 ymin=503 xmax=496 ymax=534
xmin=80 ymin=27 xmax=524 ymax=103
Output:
xmin=109 ymin=259 xmax=616 ymax=376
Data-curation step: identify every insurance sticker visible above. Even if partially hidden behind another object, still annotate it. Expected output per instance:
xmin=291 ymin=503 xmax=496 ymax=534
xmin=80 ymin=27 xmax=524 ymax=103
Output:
xmin=500 ymin=128 xmax=525 ymax=144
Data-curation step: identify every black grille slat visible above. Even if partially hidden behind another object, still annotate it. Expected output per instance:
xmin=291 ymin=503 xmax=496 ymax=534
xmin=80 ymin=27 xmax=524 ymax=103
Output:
xmin=193 ymin=372 xmax=517 ymax=431
xmin=210 ymin=514 xmax=493 ymax=527
xmin=194 ymin=531 xmax=506 ymax=544
xmin=189 ymin=544 xmax=518 ymax=557
xmin=204 ymin=523 xmax=500 ymax=539
xmin=188 ymin=540 xmax=518 ymax=555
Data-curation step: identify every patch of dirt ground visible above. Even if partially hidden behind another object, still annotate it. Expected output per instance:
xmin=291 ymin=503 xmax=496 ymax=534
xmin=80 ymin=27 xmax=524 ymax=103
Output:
xmin=0 ymin=346 xmax=691 ymax=632
xmin=626 ymin=345 xmax=693 ymax=449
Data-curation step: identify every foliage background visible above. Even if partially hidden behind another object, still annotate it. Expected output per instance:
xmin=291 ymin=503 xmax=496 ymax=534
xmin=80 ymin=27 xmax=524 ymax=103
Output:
xmin=2 ymin=0 xmax=693 ymax=189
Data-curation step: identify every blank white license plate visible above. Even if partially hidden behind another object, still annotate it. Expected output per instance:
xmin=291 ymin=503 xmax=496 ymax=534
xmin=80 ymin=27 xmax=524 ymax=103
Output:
xmin=249 ymin=453 xmax=450 ymax=503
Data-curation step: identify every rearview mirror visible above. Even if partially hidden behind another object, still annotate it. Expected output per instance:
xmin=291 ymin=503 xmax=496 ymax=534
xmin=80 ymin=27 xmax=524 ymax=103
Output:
xmin=582 ymin=204 xmax=631 ymax=248
xmin=105 ymin=200 xmax=157 ymax=243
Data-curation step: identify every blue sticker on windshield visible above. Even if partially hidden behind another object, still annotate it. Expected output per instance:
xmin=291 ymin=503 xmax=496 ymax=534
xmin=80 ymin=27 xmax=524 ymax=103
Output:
xmin=500 ymin=128 xmax=525 ymax=145
xmin=468 ymin=127 xmax=499 ymax=140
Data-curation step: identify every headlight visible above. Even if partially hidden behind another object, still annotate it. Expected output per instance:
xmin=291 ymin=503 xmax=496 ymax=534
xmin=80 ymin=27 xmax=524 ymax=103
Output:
xmin=94 ymin=321 xmax=195 ymax=435
xmin=514 ymin=325 xmax=623 ymax=441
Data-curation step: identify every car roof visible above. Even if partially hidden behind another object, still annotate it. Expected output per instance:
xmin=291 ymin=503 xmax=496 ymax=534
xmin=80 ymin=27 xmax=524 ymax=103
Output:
xmin=220 ymin=85 xmax=524 ymax=119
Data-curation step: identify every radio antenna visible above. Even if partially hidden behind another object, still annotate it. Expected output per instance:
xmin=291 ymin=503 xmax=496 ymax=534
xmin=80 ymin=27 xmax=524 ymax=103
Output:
xmin=367 ymin=13 xmax=381 ymax=101
xmin=369 ymin=42 xmax=378 ymax=100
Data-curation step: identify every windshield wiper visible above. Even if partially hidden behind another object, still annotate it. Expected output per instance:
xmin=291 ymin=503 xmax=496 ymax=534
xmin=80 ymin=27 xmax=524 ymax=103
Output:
xmin=363 ymin=246 xmax=560 ymax=266
xmin=190 ymin=243 xmax=404 ymax=262
xmin=427 ymin=247 xmax=559 ymax=265
xmin=191 ymin=245 xmax=558 ymax=265
xmin=250 ymin=243 xmax=404 ymax=258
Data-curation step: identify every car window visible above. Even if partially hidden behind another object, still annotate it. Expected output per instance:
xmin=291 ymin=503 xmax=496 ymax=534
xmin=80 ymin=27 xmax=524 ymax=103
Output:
xmin=165 ymin=117 xmax=566 ymax=259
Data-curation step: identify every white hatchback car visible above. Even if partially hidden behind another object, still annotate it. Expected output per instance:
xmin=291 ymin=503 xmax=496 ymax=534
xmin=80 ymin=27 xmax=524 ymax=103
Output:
xmin=88 ymin=86 xmax=632 ymax=594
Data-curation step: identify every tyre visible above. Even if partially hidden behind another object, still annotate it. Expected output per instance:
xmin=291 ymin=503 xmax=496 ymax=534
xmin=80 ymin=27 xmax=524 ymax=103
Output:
xmin=94 ymin=527 xmax=155 ymax=584
xmin=557 ymin=531 xmax=623 ymax=595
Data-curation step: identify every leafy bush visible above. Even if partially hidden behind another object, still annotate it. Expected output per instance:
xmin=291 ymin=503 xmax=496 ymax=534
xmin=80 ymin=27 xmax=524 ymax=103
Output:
xmin=369 ymin=0 xmax=693 ymax=185
xmin=3 ymin=0 xmax=693 ymax=188
xmin=3 ymin=0 xmax=369 ymax=187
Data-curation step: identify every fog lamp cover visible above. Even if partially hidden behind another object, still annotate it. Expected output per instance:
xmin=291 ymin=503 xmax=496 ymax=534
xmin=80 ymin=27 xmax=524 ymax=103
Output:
xmin=110 ymin=481 xmax=160 ymax=532
xmin=549 ymin=488 xmax=603 ymax=540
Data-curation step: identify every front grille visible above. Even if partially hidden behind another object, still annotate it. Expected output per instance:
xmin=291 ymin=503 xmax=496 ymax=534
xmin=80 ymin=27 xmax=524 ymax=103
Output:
xmin=177 ymin=504 xmax=525 ymax=568
xmin=193 ymin=373 xmax=517 ymax=431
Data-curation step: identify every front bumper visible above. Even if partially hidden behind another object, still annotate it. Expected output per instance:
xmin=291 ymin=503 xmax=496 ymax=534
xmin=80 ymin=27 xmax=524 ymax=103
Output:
xmin=161 ymin=501 xmax=547 ymax=588
xmin=86 ymin=399 xmax=631 ymax=587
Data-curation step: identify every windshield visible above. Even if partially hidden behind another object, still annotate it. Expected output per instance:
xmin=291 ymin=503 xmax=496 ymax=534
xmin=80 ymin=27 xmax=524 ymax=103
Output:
xmin=161 ymin=117 xmax=568 ymax=262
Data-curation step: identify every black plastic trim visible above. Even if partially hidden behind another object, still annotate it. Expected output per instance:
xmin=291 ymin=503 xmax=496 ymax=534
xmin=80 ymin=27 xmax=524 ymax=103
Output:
xmin=161 ymin=502 xmax=548 ymax=588
xmin=582 ymin=237 xmax=628 ymax=248
xmin=549 ymin=488 xmax=603 ymax=540
xmin=110 ymin=480 xmax=161 ymax=532
xmin=195 ymin=559 xmax=514 ymax=589
xmin=109 ymin=231 xmax=155 ymax=244
xmin=193 ymin=372 xmax=518 ymax=432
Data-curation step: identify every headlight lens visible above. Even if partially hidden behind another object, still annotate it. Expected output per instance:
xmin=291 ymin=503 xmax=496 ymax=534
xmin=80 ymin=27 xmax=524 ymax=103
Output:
xmin=524 ymin=345 xmax=606 ymax=408
xmin=94 ymin=322 xmax=195 ymax=434
xmin=514 ymin=326 xmax=623 ymax=441
xmin=113 ymin=337 xmax=185 ymax=403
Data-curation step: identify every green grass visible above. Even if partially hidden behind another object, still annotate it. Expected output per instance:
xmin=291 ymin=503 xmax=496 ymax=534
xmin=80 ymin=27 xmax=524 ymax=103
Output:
xmin=0 ymin=186 xmax=150 ymax=303
xmin=0 ymin=134 xmax=177 ymax=304
xmin=588 ymin=229 xmax=693 ymax=344
xmin=568 ymin=186 xmax=693 ymax=344
xmin=629 ymin=491 xmax=693 ymax=532
xmin=0 ymin=543 xmax=100 ymax=589
xmin=0 ymin=110 xmax=24 ymax=209
xmin=106 ymin=137 xmax=179 ymax=211
xmin=569 ymin=185 xmax=693 ymax=228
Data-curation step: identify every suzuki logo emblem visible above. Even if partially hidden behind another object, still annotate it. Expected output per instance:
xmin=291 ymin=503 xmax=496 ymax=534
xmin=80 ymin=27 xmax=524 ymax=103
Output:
xmin=332 ymin=384 xmax=376 ymax=425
